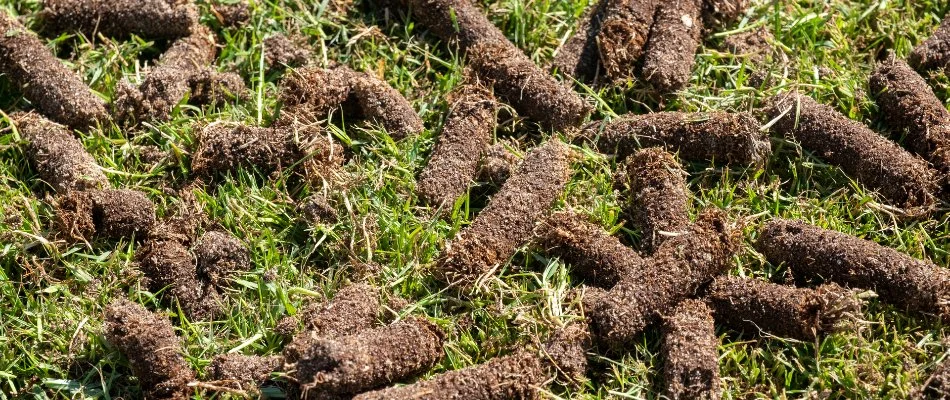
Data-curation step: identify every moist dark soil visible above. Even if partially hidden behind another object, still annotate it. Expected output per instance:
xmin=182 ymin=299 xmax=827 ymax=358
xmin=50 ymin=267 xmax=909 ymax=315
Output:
xmin=909 ymin=17 xmax=950 ymax=74
xmin=469 ymin=41 xmax=592 ymax=132
xmin=402 ymin=0 xmax=509 ymax=52
xmin=0 ymin=13 xmax=108 ymax=129
xmin=211 ymin=1 xmax=251 ymax=28
xmin=476 ymin=140 xmax=519 ymax=186
xmin=870 ymin=57 xmax=950 ymax=189
xmin=278 ymin=65 xmax=355 ymax=125
xmin=661 ymin=299 xmax=720 ymax=400
xmin=764 ymin=93 xmax=937 ymax=214
xmin=756 ymin=219 xmax=950 ymax=320
xmin=921 ymin=356 xmax=950 ymax=398
xmin=542 ymin=323 xmax=591 ymax=384
xmin=552 ymin=0 xmax=608 ymax=82
xmin=351 ymin=71 xmax=424 ymax=139
xmin=264 ymin=34 xmax=312 ymax=70
xmin=206 ymin=354 xmax=283 ymax=390
xmin=297 ymin=194 xmax=339 ymax=225
xmin=15 ymin=113 xmax=108 ymax=194
xmin=195 ymin=230 xmax=250 ymax=287
xmin=39 ymin=0 xmax=197 ymax=39
xmin=585 ymin=209 xmax=739 ymax=348
xmin=103 ymin=298 xmax=195 ymax=400
xmin=619 ymin=147 xmax=689 ymax=254
xmin=435 ymin=140 xmax=571 ymax=286
xmin=533 ymin=210 xmax=644 ymax=289
xmin=417 ymin=84 xmax=497 ymax=206
xmin=641 ymin=0 xmax=702 ymax=93
xmin=705 ymin=275 xmax=861 ymax=340
xmin=700 ymin=0 xmax=749 ymax=31
xmin=136 ymin=238 xmax=221 ymax=320
xmin=585 ymin=111 xmax=770 ymax=166
xmin=55 ymin=189 xmax=156 ymax=240
xmin=351 ymin=350 xmax=547 ymax=400
xmin=597 ymin=0 xmax=659 ymax=82
xmin=292 ymin=317 xmax=445 ymax=397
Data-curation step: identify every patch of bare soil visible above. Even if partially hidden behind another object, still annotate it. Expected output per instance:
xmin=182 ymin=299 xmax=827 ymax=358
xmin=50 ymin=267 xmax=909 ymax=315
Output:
xmin=619 ymin=147 xmax=689 ymax=254
xmin=705 ymin=275 xmax=861 ymax=340
xmin=435 ymin=140 xmax=571 ymax=287
xmin=136 ymin=238 xmax=222 ymax=320
xmin=533 ymin=210 xmax=644 ymax=289
xmin=764 ymin=93 xmax=937 ymax=214
xmin=206 ymin=354 xmax=283 ymax=392
xmin=103 ymin=298 xmax=194 ymax=400
xmin=417 ymin=84 xmax=497 ymax=207
xmin=585 ymin=111 xmax=770 ymax=166
xmin=469 ymin=41 xmax=592 ymax=132
xmin=15 ymin=113 xmax=108 ymax=193
xmin=909 ymin=17 xmax=950 ymax=74
xmin=476 ymin=140 xmax=520 ymax=186
xmin=661 ymin=299 xmax=720 ymax=400
xmin=264 ymin=34 xmax=312 ymax=70
xmin=870 ymin=57 xmax=950 ymax=190
xmin=585 ymin=209 xmax=739 ymax=348
xmin=552 ymin=0 xmax=608 ymax=82
xmin=0 ymin=13 xmax=108 ymax=129
xmin=292 ymin=317 xmax=445 ymax=398
xmin=402 ymin=0 xmax=508 ymax=52
xmin=39 ymin=0 xmax=198 ymax=39
xmin=195 ymin=230 xmax=250 ymax=287
xmin=641 ymin=0 xmax=703 ymax=93
xmin=757 ymin=219 xmax=950 ymax=320
xmin=597 ymin=0 xmax=659 ymax=82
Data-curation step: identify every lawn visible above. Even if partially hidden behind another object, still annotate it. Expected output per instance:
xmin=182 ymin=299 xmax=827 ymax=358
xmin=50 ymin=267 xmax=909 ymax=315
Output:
xmin=1 ymin=0 xmax=950 ymax=398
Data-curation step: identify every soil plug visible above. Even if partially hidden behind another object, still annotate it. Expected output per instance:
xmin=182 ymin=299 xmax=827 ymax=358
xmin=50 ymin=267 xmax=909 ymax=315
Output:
xmin=619 ymin=147 xmax=690 ymax=253
xmin=40 ymin=0 xmax=197 ymax=39
xmin=641 ymin=0 xmax=703 ymax=93
xmin=662 ymin=299 xmax=720 ymax=400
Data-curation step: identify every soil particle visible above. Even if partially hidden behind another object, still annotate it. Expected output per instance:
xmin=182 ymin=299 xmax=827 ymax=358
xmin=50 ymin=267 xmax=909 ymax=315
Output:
xmin=533 ymin=210 xmax=644 ymax=289
xmin=705 ymin=275 xmax=861 ymax=340
xmin=103 ymin=298 xmax=195 ymax=400
xmin=620 ymin=148 xmax=689 ymax=253
xmin=764 ymin=93 xmax=937 ymax=214
xmin=920 ymin=357 xmax=950 ymax=398
xmin=542 ymin=324 xmax=591 ymax=384
xmin=297 ymin=194 xmax=339 ymax=225
xmin=39 ymin=0 xmax=198 ymax=39
xmin=469 ymin=41 xmax=591 ymax=132
xmin=597 ymin=0 xmax=659 ymax=82
xmin=402 ymin=0 xmax=508 ymax=52
xmin=283 ymin=283 xmax=381 ymax=362
xmin=417 ymin=84 xmax=497 ymax=206
xmin=585 ymin=209 xmax=739 ymax=348
xmin=661 ymin=299 xmax=720 ymax=400
xmin=552 ymin=0 xmax=608 ymax=82
xmin=756 ymin=219 xmax=950 ymax=320
xmin=869 ymin=57 xmax=950 ymax=189
xmin=264 ymin=34 xmax=312 ymax=70
xmin=15 ymin=113 xmax=108 ymax=194
xmin=435 ymin=140 xmax=571 ymax=286
xmin=55 ymin=189 xmax=156 ymax=240
xmin=206 ymin=354 xmax=283 ymax=390
xmin=54 ymin=191 xmax=96 ymax=240
xmin=136 ymin=239 xmax=221 ymax=320
xmin=351 ymin=71 xmax=424 ymax=139
xmin=278 ymin=65 xmax=354 ymax=124
xmin=194 ymin=230 xmax=250 ymax=287
xmin=586 ymin=111 xmax=770 ymax=166
xmin=211 ymin=1 xmax=251 ymax=28
xmin=0 ymin=13 xmax=108 ymax=129
xmin=187 ymin=69 xmax=247 ymax=106
xmin=351 ymin=350 xmax=547 ymax=400
xmin=722 ymin=26 xmax=774 ymax=64
xmin=640 ymin=0 xmax=703 ymax=93
xmin=700 ymin=0 xmax=749 ymax=31
xmin=909 ymin=17 xmax=950 ymax=74
xmin=292 ymin=317 xmax=445 ymax=397
xmin=476 ymin=141 xmax=519 ymax=185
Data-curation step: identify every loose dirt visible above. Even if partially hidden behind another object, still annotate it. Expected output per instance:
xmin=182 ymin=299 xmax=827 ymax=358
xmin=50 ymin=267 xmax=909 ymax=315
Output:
xmin=585 ymin=209 xmax=739 ymax=348
xmin=469 ymin=41 xmax=592 ymax=132
xmin=435 ymin=140 xmax=571 ymax=286
xmin=40 ymin=0 xmax=198 ymax=39
xmin=641 ymin=0 xmax=703 ymax=93
xmin=206 ymin=354 xmax=283 ymax=391
xmin=765 ymin=93 xmax=937 ymax=214
xmin=15 ymin=113 xmax=108 ymax=194
xmin=920 ymin=357 xmax=950 ymax=398
xmin=402 ymin=0 xmax=509 ymax=52
xmin=909 ymin=17 xmax=950 ymax=74
xmin=542 ymin=323 xmax=591 ymax=384
xmin=534 ymin=210 xmax=644 ymax=289
xmin=661 ymin=299 xmax=720 ymax=400
xmin=619 ymin=147 xmax=689 ymax=254
xmin=417 ymin=84 xmax=497 ymax=206
xmin=293 ymin=317 xmax=445 ymax=397
xmin=278 ymin=65 xmax=354 ymax=125
xmin=55 ymin=189 xmax=156 ymax=240
xmin=211 ymin=1 xmax=251 ymax=28
xmin=297 ymin=194 xmax=339 ymax=225
xmin=552 ymin=0 xmax=607 ymax=82
xmin=586 ymin=111 xmax=770 ymax=166
xmin=597 ymin=0 xmax=659 ymax=82
xmin=351 ymin=71 xmax=425 ymax=139
xmin=869 ymin=57 xmax=950 ymax=189
xmin=700 ymin=0 xmax=749 ymax=31
xmin=476 ymin=141 xmax=520 ymax=186
xmin=757 ymin=219 xmax=950 ymax=320
xmin=705 ymin=275 xmax=861 ymax=340
xmin=103 ymin=298 xmax=194 ymax=400
xmin=722 ymin=26 xmax=774 ymax=64
xmin=195 ymin=230 xmax=250 ymax=287
xmin=283 ymin=283 xmax=380 ymax=347
xmin=136 ymin=238 xmax=221 ymax=320
xmin=264 ymin=34 xmax=312 ymax=70
xmin=0 ymin=13 xmax=108 ymax=129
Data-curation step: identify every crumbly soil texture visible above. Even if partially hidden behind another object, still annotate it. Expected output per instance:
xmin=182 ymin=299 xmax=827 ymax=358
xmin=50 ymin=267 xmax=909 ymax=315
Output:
xmin=40 ymin=0 xmax=198 ymax=39
xmin=283 ymin=283 xmax=381 ymax=361
xmin=700 ymin=0 xmax=749 ymax=31
xmin=756 ymin=219 xmax=950 ymax=320
xmin=136 ymin=238 xmax=221 ymax=320
xmin=909 ymin=17 xmax=950 ymax=74
xmin=542 ymin=323 xmax=591 ymax=384
xmin=921 ymin=356 xmax=950 ymax=398
xmin=212 ymin=1 xmax=252 ymax=28
xmin=618 ymin=147 xmax=690 ymax=254
xmin=264 ymin=34 xmax=312 ymax=70
xmin=402 ymin=0 xmax=509 ymax=52
xmin=55 ymin=189 xmax=156 ymax=241
xmin=207 ymin=354 xmax=283 ymax=391
xmin=640 ymin=0 xmax=703 ymax=94
xmin=195 ymin=230 xmax=251 ymax=287
xmin=661 ymin=299 xmax=720 ymax=400
xmin=476 ymin=140 xmax=520 ymax=186
xmin=597 ymin=0 xmax=659 ymax=82
xmin=552 ymin=0 xmax=608 ymax=82
xmin=16 ymin=113 xmax=108 ymax=194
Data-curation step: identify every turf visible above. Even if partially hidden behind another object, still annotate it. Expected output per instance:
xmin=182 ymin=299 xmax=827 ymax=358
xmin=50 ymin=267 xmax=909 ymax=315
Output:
xmin=1 ymin=0 xmax=950 ymax=399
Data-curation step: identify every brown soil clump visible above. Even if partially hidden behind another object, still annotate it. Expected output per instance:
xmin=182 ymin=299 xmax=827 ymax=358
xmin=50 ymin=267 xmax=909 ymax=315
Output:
xmin=264 ymin=34 xmax=312 ymax=70
xmin=292 ymin=317 xmax=445 ymax=397
xmin=705 ymin=275 xmax=861 ymax=340
xmin=55 ymin=189 xmax=156 ymax=240
xmin=542 ymin=324 xmax=591 ymax=384
xmin=15 ymin=113 xmax=108 ymax=193
xmin=352 ymin=350 xmax=547 ymax=400
xmin=757 ymin=219 xmax=950 ymax=320
xmin=641 ymin=0 xmax=703 ymax=93
xmin=586 ymin=111 xmax=770 ymax=166
xmin=765 ymin=93 xmax=937 ymax=214
xmin=870 ymin=57 xmax=950 ymax=188
xmin=212 ymin=2 xmax=251 ymax=28
xmin=620 ymin=147 xmax=689 ymax=253
xmin=469 ymin=41 xmax=591 ymax=132
xmin=0 ymin=13 xmax=108 ymax=129
xmin=920 ymin=357 xmax=950 ymax=398
xmin=278 ymin=66 xmax=354 ymax=124
xmin=585 ymin=209 xmax=739 ymax=347
xmin=476 ymin=141 xmax=519 ymax=185
xmin=700 ymin=0 xmax=749 ymax=31
xmin=552 ymin=0 xmax=608 ymax=82
xmin=39 ymin=0 xmax=197 ymax=39
xmin=351 ymin=72 xmax=424 ymax=139
xmin=534 ymin=210 xmax=644 ymax=289
xmin=722 ymin=26 xmax=774 ymax=63
xmin=195 ymin=230 xmax=250 ymax=287
xmin=435 ymin=140 xmax=571 ymax=286
xmin=402 ymin=0 xmax=508 ymax=52
xmin=103 ymin=298 xmax=195 ymax=400
xmin=136 ymin=238 xmax=220 ymax=320
xmin=597 ymin=0 xmax=659 ymax=82
xmin=298 ymin=194 xmax=339 ymax=225
xmin=909 ymin=17 xmax=950 ymax=74
xmin=282 ymin=283 xmax=381 ymax=362
xmin=207 ymin=354 xmax=282 ymax=391
xmin=661 ymin=299 xmax=720 ymax=400
xmin=417 ymin=85 xmax=497 ymax=206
